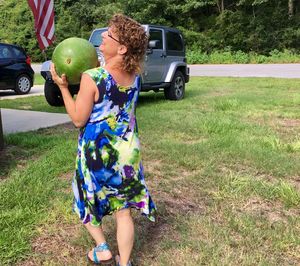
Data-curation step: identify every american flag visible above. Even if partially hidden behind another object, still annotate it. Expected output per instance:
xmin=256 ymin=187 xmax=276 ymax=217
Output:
xmin=28 ymin=0 xmax=55 ymax=50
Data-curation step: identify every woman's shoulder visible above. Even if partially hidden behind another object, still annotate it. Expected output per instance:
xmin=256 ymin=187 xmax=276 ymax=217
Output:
xmin=84 ymin=66 xmax=105 ymax=76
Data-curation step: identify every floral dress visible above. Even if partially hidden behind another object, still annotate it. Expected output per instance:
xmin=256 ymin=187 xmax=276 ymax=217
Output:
xmin=72 ymin=67 xmax=156 ymax=226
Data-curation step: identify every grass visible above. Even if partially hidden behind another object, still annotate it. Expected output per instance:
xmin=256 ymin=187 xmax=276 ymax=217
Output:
xmin=34 ymin=73 xmax=44 ymax=85
xmin=0 ymin=77 xmax=300 ymax=265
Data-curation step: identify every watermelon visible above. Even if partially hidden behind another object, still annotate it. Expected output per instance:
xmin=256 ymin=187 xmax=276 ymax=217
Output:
xmin=52 ymin=37 xmax=98 ymax=84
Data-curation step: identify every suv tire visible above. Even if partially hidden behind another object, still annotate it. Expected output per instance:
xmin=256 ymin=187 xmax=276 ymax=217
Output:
xmin=164 ymin=71 xmax=185 ymax=100
xmin=14 ymin=74 xmax=32 ymax=95
xmin=44 ymin=81 xmax=64 ymax=106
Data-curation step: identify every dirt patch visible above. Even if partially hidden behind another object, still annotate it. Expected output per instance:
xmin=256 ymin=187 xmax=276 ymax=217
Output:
xmin=279 ymin=118 xmax=300 ymax=128
xmin=37 ymin=122 xmax=76 ymax=135
xmin=290 ymin=176 xmax=300 ymax=191
xmin=16 ymin=222 xmax=85 ymax=266
xmin=239 ymin=197 xmax=299 ymax=224
xmin=15 ymin=158 xmax=204 ymax=266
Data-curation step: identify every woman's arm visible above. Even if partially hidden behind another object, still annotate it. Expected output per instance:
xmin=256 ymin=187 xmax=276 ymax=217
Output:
xmin=50 ymin=63 xmax=96 ymax=128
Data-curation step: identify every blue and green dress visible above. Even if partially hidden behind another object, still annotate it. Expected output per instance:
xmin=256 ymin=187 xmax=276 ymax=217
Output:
xmin=72 ymin=67 xmax=156 ymax=226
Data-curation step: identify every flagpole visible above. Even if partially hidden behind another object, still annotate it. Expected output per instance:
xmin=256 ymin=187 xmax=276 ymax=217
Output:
xmin=42 ymin=49 xmax=48 ymax=61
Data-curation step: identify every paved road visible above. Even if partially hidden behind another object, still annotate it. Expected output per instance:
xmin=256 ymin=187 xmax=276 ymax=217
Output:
xmin=0 ymin=85 xmax=43 ymax=100
xmin=33 ymin=63 xmax=300 ymax=78
xmin=189 ymin=64 xmax=300 ymax=78
xmin=1 ymin=108 xmax=70 ymax=134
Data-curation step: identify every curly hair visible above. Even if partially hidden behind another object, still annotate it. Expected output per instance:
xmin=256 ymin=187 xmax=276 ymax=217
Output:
xmin=109 ymin=14 xmax=148 ymax=74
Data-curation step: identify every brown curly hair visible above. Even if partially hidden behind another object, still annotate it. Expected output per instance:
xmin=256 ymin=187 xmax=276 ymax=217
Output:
xmin=109 ymin=14 xmax=148 ymax=74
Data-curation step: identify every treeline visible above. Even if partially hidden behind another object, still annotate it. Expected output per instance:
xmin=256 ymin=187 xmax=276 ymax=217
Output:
xmin=1 ymin=0 xmax=300 ymax=62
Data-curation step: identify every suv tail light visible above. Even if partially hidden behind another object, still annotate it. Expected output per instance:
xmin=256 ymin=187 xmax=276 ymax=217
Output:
xmin=26 ymin=56 xmax=31 ymax=65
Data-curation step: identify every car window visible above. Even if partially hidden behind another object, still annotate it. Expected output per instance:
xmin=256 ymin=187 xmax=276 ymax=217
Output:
xmin=149 ymin=29 xmax=163 ymax=49
xmin=0 ymin=45 xmax=13 ymax=59
xmin=166 ymin=31 xmax=183 ymax=51
xmin=89 ymin=29 xmax=106 ymax=46
xmin=12 ymin=47 xmax=26 ymax=59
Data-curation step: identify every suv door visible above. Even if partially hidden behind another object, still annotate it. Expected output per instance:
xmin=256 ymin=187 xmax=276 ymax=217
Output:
xmin=143 ymin=27 xmax=168 ymax=83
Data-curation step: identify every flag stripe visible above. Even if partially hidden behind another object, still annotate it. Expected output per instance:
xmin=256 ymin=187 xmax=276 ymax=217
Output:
xmin=37 ymin=0 xmax=51 ymax=34
xmin=42 ymin=2 xmax=54 ymax=37
xmin=28 ymin=0 xmax=55 ymax=50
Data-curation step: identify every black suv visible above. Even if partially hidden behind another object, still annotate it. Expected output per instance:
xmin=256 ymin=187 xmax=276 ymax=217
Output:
xmin=0 ymin=43 xmax=34 ymax=94
xmin=41 ymin=25 xmax=189 ymax=106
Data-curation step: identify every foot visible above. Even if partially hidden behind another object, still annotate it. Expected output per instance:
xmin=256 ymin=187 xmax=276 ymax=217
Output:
xmin=87 ymin=243 xmax=113 ymax=264
xmin=115 ymin=255 xmax=132 ymax=266
xmin=87 ymin=249 xmax=112 ymax=262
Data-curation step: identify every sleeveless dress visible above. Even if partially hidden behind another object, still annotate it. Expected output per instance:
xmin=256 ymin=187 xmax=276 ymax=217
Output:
xmin=72 ymin=67 xmax=156 ymax=226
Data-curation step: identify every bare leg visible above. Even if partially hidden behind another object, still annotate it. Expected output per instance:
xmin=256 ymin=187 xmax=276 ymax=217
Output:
xmin=85 ymin=222 xmax=112 ymax=261
xmin=115 ymin=209 xmax=134 ymax=266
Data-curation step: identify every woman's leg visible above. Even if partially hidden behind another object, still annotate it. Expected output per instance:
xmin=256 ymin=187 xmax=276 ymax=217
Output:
xmin=85 ymin=222 xmax=113 ymax=261
xmin=115 ymin=209 xmax=134 ymax=266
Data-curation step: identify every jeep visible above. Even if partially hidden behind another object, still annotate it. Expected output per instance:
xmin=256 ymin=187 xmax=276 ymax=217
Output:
xmin=41 ymin=25 xmax=189 ymax=106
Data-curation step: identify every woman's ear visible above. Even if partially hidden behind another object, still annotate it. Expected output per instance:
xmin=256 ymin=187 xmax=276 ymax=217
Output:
xmin=118 ymin=45 xmax=127 ymax=55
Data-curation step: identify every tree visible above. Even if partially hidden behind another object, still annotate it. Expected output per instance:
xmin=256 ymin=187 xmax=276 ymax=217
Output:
xmin=288 ymin=0 xmax=294 ymax=17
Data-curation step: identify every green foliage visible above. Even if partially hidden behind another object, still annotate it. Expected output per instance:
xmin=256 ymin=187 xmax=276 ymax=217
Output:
xmin=1 ymin=0 xmax=300 ymax=61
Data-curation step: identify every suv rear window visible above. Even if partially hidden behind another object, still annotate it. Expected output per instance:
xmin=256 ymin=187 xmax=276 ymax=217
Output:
xmin=166 ymin=31 xmax=183 ymax=51
xmin=89 ymin=29 xmax=106 ymax=46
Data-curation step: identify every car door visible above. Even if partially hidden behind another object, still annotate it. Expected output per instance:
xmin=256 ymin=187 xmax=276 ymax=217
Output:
xmin=0 ymin=44 xmax=15 ymax=89
xmin=142 ymin=27 xmax=168 ymax=83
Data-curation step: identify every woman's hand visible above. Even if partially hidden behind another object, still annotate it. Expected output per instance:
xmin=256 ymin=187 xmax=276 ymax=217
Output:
xmin=50 ymin=63 xmax=69 ymax=90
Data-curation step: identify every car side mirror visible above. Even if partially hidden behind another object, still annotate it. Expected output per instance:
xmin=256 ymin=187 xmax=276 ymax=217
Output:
xmin=146 ymin=40 xmax=160 ymax=54
xmin=148 ymin=40 xmax=159 ymax=49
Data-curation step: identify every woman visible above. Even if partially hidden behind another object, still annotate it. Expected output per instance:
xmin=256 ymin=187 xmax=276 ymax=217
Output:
xmin=50 ymin=14 xmax=156 ymax=266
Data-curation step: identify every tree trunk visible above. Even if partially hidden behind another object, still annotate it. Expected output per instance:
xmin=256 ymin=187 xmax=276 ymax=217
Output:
xmin=288 ymin=0 xmax=294 ymax=17
xmin=217 ymin=0 xmax=225 ymax=14
xmin=0 ymin=109 xmax=4 ymax=150
xmin=221 ymin=0 xmax=224 ymax=12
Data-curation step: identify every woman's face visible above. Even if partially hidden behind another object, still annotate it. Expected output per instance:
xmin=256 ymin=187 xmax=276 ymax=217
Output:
xmin=99 ymin=27 xmax=121 ymax=58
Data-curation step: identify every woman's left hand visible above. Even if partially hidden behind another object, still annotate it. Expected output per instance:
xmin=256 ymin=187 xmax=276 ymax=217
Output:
xmin=50 ymin=63 xmax=69 ymax=90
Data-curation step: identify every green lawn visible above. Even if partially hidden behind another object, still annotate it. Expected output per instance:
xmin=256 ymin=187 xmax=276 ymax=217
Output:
xmin=0 ymin=77 xmax=299 ymax=265
xmin=34 ymin=73 xmax=44 ymax=85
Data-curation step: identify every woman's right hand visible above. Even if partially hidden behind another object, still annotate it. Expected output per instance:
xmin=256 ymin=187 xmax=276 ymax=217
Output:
xmin=50 ymin=63 xmax=69 ymax=91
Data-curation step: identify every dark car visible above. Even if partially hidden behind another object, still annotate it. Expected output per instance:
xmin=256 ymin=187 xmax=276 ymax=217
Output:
xmin=0 ymin=43 xmax=34 ymax=94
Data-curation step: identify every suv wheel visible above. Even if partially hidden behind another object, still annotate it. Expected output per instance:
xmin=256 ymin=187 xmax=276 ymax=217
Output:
xmin=164 ymin=71 xmax=185 ymax=100
xmin=44 ymin=81 xmax=64 ymax=106
xmin=15 ymin=74 xmax=32 ymax=94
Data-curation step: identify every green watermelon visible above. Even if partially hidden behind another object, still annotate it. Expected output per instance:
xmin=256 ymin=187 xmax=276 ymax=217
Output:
xmin=52 ymin=37 xmax=98 ymax=85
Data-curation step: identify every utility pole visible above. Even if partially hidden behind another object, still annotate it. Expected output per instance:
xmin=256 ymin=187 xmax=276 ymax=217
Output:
xmin=0 ymin=109 xmax=4 ymax=150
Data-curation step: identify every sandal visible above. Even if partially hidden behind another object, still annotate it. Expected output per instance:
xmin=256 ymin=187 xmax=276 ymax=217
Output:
xmin=87 ymin=242 xmax=114 ymax=265
xmin=115 ymin=255 xmax=133 ymax=266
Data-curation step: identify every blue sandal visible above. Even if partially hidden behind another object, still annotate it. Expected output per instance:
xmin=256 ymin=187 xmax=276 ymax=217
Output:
xmin=87 ymin=242 xmax=114 ymax=265
xmin=115 ymin=255 xmax=133 ymax=266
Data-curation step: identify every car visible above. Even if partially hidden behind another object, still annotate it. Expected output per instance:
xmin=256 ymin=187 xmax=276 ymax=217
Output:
xmin=0 ymin=42 xmax=34 ymax=94
xmin=41 ymin=25 xmax=189 ymax=106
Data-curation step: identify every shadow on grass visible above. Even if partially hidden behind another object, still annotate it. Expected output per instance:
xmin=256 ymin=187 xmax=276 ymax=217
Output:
xmin=138 ymin=87 xmax=198 ymax=107
xmin=0 ymin=144 xmax=30 ymax=179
